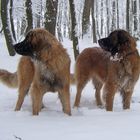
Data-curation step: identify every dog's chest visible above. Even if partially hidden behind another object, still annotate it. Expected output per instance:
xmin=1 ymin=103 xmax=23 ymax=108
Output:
xmin=37 ymin=62 xmax=63 ymax=91
xmin=116 ymin=60 xmax=135 ymax=90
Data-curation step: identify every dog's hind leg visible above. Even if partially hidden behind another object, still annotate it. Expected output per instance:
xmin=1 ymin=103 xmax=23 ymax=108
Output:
xmin=15 ymin=86 xmax=29 ymax=111
xmin=92 ymin=79 xmax=103 ymax=107
xmin=15 ymin=57 xmax=34 ymax=111
xmin=74 ymin=76 xmax=89 ymax=108
xmin=15 ymin=74 xmax=33 ymax=111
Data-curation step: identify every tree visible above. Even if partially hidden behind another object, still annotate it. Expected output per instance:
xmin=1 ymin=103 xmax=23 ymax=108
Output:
xmin=10 ymin=0 xmax=16 ymax=41
xmin=25 ymin=0 xmax=33 ymax=33
xmin=91 ymin=0 xmax=97 ymax=43
xmin=44 ymin=0 xmax=58 ymax=35
xmin=82 ymin=0 xmax=91 ymax=37
xmin=106 ymin=0 xmax=110 ymax=35
xmin=1 ymin=0 xmax=15 ymax=56
xmin=111 ymin=1 xmax=116 ymax=31
xmin=133 ymin=0 xmax=137 ymax=32
xmin=69 ymin=0 xmax=79 ymax=60
xmin=126 ymin=0 xmax=130 ymax=32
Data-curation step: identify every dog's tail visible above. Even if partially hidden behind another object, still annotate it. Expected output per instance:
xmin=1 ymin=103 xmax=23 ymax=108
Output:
xmin=0 ymin=69 xmax=18 ymax=88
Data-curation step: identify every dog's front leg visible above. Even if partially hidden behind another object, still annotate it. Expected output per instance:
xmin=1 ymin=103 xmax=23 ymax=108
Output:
xmin=121 ymin=89 xmax=133 ymax=110
xmin=30 ymin=82 xmax=45 ymax=115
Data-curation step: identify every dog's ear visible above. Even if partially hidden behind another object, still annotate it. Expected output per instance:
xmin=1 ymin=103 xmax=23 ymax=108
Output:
xmin=117 ymin=31 xmax=129 ymax=45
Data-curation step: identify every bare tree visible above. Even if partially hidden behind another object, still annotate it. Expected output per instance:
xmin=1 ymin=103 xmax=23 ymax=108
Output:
xmin=100 ymin=0 xmax=104 ymax=35
xmin=126 ymin=0 xmax=130 ymax=32
xmin=111 ymin=1 xmax=116 ymax=31
xmin=45 ymin=0 xmax=58 ymax=35
xmin=82 ymin=0 xmax=91 ymax=37
xmin=91 ymin=0 xmax=97 ymax=42
xmin=133 ymin=0 xmax=137 ymax=32
xmin=10 ymin=0 xmax=16 ymax=41
xmin=106 ymin=0 xmax=110 ymax=35
xmin=25 ymin=0 xmax=33 ymax=33
xmin=116 ymin=0 xmax=119 ymax=29
xmin=69 ymin=0 xmax=79 ymax=60
xmin=1 ymin=0 xmax=15 ymax=56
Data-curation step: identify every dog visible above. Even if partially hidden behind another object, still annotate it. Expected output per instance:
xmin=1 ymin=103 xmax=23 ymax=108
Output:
xmin=74 ymin=29 xmax=140 ymax=111
xmin=0 ymin=28 xmax=71 ymax=115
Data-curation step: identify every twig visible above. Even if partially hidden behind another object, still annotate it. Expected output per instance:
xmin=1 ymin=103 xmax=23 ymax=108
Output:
xmin=13 ymin=135 xmax=23 ymax=140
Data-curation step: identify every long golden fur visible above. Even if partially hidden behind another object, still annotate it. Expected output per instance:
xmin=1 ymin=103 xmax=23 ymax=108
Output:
xmin=74 ymin=30 xmax=140 ymax=111
xmin=0 ymin=28 xmax=71 ymax=115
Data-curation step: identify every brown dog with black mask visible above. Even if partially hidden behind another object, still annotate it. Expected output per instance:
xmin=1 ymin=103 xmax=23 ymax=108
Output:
xmin=74 ymin=29 xmax=140 ymax=111
xmin=0 ymin=28 xmax=71 ymax=115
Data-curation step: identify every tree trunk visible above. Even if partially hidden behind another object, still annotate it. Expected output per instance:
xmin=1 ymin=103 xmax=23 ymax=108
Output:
xmin=25 ymin=0 xmax=33 ymax=33
xmin=111 ymin=1 xmax=116 ymax=31
xmin=100 ymin=1 xmax=104 ymax=35
xmin=91 ymin=0 xmax=97 ymax=43
xmin=10 ymin=0 xmax=16 ymax=41
xmin=126 ymin=0 xmax=130 ymax=32
xmin=116 ymin=0 xmax=119 ymax=29
xmin=1 ymin=0 xmax=15 ymax=56
xmin=82 ymin=0 xmax=91 ymax=37
xmin=106 ymin=0 xmax=110 ymax=35
xmin=45 ymin=0 xmax=58 ymax=35
xmin=133 ymin=0 xmax=137 ymax=32
xmin=69 ymin=0 xmax=79 ymax=60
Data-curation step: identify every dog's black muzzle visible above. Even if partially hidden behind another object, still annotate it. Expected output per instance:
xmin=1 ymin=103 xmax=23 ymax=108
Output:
xmin=98 ymin=38 xmax=110 ymax=51
xmin=98 ymin=38 xmax=118 ymax=56
xmin=13 ymin=40 xmax=33 ymax=57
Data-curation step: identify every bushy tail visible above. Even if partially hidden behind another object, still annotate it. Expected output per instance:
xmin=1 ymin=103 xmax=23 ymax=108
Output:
xmin=0 ymin=69 xmax=18 ymax=88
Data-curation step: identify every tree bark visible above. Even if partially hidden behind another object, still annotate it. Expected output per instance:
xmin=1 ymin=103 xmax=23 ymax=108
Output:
xmin=1 ymin=0 xmax=15 ymax=56
xmin=111 ymin=1 xmax=116 ymax=31
xmin=25 ymin=0 xmax=33 ymax=33
xmin=69 ymin=0 xmax=79 ymax=60
xmin=82 ymin=0 xmax=91 ymax=37
xmin=116 ymin=0 xmax=119 ymax=29
xmin=133 ymin=0 xmax=137 ymax=32
xmin=10 ymin=0 xmax=16 ymax=41
xmin=100 ymin=1 xmax=104 ymax=35
xmin=126 ymin=0 xmax=130 ymax=32
xmin=45 ymin=0 xmax=58 ymax=35
xmin=91 ymin=0 xmax=97 ymax=43
xmin=106 ymin=0 xmax=110 ymax=35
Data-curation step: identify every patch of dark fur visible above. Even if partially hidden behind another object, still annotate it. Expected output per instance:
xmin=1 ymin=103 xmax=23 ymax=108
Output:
xmin=13 ymin=40 xmax=34 ymax=57
xmin=41 ymin=76 xmax=63 ymax=92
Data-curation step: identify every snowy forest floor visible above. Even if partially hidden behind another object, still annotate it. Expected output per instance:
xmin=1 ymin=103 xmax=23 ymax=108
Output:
xmin=0 ymin=35 xmax=140 ymax=140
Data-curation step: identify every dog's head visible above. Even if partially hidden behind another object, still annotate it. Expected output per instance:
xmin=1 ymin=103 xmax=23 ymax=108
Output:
xmin=98 ymin=30 xmax=132 ymax=56
xmin=13 ymin=28 xmax=52 ymax=59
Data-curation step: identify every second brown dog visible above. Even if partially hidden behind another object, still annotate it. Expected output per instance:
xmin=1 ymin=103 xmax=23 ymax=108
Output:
xmin=74 ymin=30 xmax=140 ymax=111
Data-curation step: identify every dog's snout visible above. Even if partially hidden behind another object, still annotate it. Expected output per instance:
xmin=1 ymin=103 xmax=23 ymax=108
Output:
xmin=98 ymin=39 xmax=105 ymax=48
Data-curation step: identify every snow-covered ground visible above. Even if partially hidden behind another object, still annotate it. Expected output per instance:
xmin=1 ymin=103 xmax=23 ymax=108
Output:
xmin=0 ymin=35 xmax=140 ymax=140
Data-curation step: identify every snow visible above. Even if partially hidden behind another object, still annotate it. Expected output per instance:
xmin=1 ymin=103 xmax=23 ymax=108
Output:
xmin=0 ymin=35 xmax=140 ymax=140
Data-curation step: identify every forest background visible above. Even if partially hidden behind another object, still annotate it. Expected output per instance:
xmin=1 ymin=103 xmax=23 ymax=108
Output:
xmin=0 ymin=0 xmax=140 ymax=59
